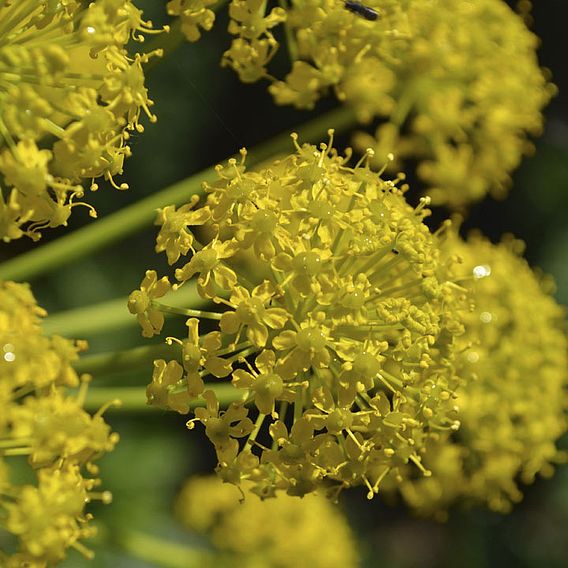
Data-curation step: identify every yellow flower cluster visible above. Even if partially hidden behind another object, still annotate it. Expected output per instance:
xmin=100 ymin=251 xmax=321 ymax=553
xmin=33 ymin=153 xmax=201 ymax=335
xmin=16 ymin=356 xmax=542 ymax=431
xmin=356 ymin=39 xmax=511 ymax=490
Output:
xmin=0 ymin=0 xmax=161 ymax=242
xmin=211 ymin=0 xmax=553 ymax=207
xmin=0 ymin=281 xmax=118 ymax=565
xmin=175 ymin=475 xmax=359 ymax=567
xmin=394 ymin=233 xmax=568 ymax=517
xmin=130 ymin=133 xmax=470 ymax=499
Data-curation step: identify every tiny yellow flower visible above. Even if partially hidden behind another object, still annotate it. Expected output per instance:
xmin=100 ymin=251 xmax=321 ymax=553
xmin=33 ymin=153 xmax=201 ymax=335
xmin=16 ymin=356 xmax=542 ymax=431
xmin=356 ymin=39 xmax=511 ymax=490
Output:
xmin=189 ymin=391 xmax=255 ymax=463
xmin=175 ymin=239 xmax=240 ymax=299
xmin=168 ymin=0 xmax=218 ymax=42
xmin=128 ymin=270 xmax=172 ymax=338
xmin=155 ymin=196 xmax=212 ymax=264
xmin=222 ymin=0 xmax=286 ymax=82
xmin=147 ymin=358 xmax=191 ymax=413
xmin=220 ymin=282 xmax=290 ymax=348
xmin=233 ymin=350 xmax=286 ymax=416
xmin=181 ymin=318 xmax=233 ymax=378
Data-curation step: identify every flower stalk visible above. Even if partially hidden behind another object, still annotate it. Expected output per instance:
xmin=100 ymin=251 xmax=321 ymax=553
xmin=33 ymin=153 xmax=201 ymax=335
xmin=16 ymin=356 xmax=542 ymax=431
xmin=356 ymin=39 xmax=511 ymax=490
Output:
xmin=118 ymin=530 xmax=211 ymax=568
xmin=83 ymin=384 xmax=242 ymax=413
xmin=72 ymin=344 xmax=181 ymax=378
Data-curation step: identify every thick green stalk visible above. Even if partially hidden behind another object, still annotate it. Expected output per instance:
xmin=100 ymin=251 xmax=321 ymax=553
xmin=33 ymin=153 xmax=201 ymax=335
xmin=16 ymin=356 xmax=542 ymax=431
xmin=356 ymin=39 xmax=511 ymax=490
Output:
xmin=73 ymin=343 xmax=180 ymax=376
xmin=42 ymin=281 xmax=203 ymax=337
xmin=0 ymin=166 xmax=216 ymax=282
xmin=84 ymin=383 xmax=242 ymax=412
xmin=119 ymin=530 xmax=212 ymax=568
xmin=0 ymin=106 xmax=356 ymax=282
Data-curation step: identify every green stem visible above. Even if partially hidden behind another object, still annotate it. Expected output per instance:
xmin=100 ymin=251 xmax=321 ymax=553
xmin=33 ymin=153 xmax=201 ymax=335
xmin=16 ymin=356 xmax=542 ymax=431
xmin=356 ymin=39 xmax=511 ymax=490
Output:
xmin=2 ymin=448 xmax=31 ymax=457
xmin=279 ymin=0 xmax=298 ymax=62
xmin=0 ymin=438 xmax=32 ymax=449
xmin=119 ymin=530 xmax=213 ymax=568
xmin=84 ymin=383 xmax=242 ymax=412
xmin=42 ymin=281 xmax=203 ymax=337
xmin=247 ymin=413 xmax=267 ymax=446
xmin=0 ymin=106 xmax=356 ymax=282
xmin=73 ymin=343 xmax=180 ymax=376
xmin=151 ymin=302 xmax=223 ymax=320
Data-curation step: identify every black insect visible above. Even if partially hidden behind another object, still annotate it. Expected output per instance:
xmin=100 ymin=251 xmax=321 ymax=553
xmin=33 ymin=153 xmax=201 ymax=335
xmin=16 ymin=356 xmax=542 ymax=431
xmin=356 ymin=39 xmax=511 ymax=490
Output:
xmin=344 ymin=1 xmax=380 ymax=21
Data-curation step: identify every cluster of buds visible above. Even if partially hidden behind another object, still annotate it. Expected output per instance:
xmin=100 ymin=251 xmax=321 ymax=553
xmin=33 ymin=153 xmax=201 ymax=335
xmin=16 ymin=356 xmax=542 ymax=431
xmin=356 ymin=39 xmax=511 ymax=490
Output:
xmin=130 ymin=132 xmax=470 ymax=499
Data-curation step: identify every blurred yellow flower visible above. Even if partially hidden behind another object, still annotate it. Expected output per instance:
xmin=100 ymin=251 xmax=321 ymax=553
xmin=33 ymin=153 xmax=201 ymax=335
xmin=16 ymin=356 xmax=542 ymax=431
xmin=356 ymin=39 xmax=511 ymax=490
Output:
xmin=175 ymin=475 xmax=359 ymax=567
xmin=167 ymin=0 xmax=217 ymax=42
xmin=0 ymin=280 xmax=117 ymax=564
xmin=394 ymin=233 xmax=567 ymax=517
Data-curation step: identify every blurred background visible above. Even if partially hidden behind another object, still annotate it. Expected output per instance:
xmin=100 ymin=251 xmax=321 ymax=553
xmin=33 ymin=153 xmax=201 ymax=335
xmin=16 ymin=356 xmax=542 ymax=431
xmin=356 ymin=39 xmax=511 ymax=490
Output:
xmin=2 ymin=1 xmax=566 ymax=566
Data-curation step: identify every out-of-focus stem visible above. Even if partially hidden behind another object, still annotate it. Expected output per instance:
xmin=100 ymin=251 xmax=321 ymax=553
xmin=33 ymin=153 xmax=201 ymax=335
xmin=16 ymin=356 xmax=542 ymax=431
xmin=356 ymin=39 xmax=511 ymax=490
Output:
xmin=84 ymin=383 xmax=242 ymax=412
xmin=42 ymin=281 xmax=203 ymax=337
xmin=119 ymin=530 xmax=213 ymax=568
xmin=73 ymin=343 xmax=179 ymax=376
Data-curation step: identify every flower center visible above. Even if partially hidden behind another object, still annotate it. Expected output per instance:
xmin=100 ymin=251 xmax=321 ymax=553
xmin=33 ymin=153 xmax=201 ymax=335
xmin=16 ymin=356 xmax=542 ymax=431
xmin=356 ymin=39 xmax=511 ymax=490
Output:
xmin=353 ymin=352 xmax=381 ymax=379
xmin=293 ymin=251 xmax=323 ymax=275
xmin=206 ymin=417 xmax=229 ymax=444
xmin=194 ymin=248 xmax=218 ymax=271
xmin=308 ymin=200 xmax=333 ymax=220
xmin=341 ymin=289 xmax=365 ymax=310
xmin=327 ymin=409 xmax=354 ymax=433
xmin=236 ymin=298 xmax=265 ymax=324
xmin=252 ymin=209 xmax=278 ymax=233
xmin=295 ymin=327 xmax=326 ymax=352
xmin=227 ymin=178 xmax=256 ymax=200
xmin=253 ymin=373 xmax=284 ymax=397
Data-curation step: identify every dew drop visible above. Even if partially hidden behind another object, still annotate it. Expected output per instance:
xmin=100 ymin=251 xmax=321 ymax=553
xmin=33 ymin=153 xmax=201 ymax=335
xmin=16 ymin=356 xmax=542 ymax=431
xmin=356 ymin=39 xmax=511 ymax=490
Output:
xmin=480 ymin=311 xmax=492 ymax=323
xmin=473 ymin=264 xmax=491 ymax=279
xmin=3 ymin=352 xmax=16 ymax=362
xmin=2 ymin=344 xmax=15 ymax=362
xmin=466 ymin=351 xmax=479 ymax=363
